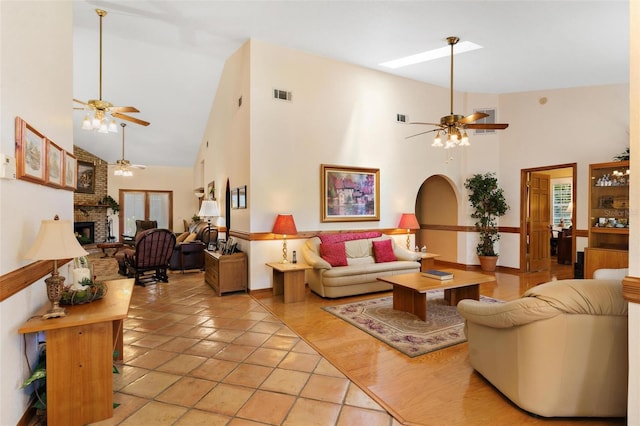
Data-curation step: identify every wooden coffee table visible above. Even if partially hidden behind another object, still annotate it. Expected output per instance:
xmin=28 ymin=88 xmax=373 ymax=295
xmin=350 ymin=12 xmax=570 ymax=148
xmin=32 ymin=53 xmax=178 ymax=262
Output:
xmin=377 ymin=269 xmax=496 ymax=321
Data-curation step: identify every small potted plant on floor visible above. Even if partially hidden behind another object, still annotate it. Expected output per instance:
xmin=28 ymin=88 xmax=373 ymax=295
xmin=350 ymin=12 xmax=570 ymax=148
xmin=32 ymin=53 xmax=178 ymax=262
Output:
xmin=464 ymin=172 xmax=510 ymax=272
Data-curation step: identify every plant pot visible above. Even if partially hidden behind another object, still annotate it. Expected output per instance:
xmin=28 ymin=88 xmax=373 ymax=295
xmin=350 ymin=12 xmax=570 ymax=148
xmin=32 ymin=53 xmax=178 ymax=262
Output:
xmin=478 ymin=255 xmax=498 ymax=272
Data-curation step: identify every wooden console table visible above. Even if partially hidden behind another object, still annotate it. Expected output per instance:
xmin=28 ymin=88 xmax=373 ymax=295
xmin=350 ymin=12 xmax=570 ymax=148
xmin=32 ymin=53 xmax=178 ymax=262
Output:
xmin=18 ymin=278 xmax=134 ymax=426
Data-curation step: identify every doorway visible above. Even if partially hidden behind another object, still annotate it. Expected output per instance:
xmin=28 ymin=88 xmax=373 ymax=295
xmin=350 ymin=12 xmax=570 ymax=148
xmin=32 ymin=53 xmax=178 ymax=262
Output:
xmin=520 ymin=164 xmax=577 ymax=273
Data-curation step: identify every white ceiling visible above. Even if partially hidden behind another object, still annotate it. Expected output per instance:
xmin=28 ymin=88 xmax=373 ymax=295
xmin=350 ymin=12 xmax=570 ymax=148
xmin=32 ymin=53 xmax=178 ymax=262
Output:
xmin=72 ymin=1 xmax=629 ymax=167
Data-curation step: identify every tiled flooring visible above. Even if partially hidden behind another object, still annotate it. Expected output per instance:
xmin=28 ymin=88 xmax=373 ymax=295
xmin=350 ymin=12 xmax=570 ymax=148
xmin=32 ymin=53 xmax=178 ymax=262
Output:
xmin=90 ymin=263 xmax=398 ymax=425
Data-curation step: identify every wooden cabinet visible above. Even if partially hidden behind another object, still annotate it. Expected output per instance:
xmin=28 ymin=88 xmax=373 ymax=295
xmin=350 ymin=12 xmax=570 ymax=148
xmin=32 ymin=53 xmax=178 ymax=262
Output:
xmin=205 ymin=251 xmax=247 ymax=295
xmin=585 ymin=161 xmax=629 ymax=278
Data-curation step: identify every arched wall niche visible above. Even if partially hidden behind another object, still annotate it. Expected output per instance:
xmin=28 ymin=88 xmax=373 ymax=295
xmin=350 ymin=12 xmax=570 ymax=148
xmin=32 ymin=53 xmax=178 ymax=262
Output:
xmin=415 ymin=174 xmax=459 ymax=262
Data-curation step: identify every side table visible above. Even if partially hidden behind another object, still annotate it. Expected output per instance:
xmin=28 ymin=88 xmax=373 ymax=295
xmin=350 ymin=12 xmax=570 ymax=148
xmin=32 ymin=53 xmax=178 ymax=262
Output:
xmin=266 ymin=262 xmax=312 ymax=303
xmin=97 ymin=242 xmax=124 ymax=258
xmin=420 ymin=252 xmax=440 ymax=271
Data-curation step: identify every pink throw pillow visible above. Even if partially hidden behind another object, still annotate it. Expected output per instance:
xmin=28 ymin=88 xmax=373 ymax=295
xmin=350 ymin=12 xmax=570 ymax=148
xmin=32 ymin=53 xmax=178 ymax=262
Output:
xmin=372 ymin=239 xmax=397 ymax=263
xmin=320 ymin=242 xmax=348 ymax=267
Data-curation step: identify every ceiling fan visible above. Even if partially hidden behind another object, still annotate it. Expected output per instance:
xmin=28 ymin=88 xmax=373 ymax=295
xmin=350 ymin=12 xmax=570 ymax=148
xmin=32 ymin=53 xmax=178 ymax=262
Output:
xmin=113 ymin=123 xmax=146 ymax=176
xmin=74 ymin=9 xmax=150 ymax=132
xmin=407 ymin=36 xmax=508 ymax=148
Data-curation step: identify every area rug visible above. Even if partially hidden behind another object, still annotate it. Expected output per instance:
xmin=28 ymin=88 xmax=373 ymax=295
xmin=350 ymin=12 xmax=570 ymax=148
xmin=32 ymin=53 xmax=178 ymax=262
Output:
xmin=323 ymin=291 xmax=501 ymax=357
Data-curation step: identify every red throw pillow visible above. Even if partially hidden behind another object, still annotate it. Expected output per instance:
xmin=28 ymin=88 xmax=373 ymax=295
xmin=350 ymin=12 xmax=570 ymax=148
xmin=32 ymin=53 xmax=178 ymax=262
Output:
xmin=372 ymin=239 xmax=397 ymax=263
xmin=320 ymin=242 xmax=348 ymax=267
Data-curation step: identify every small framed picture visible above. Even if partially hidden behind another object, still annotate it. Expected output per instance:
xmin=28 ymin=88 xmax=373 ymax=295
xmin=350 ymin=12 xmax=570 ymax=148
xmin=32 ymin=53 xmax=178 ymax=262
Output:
xmin=63 ymin=152 xmax=77 ymax=191
xmin=15 ymin=117 xmax=46 ymax=184
xmin=45 ymin=139 xmax=64 ymax=188
xmin=77 ymin=160 xmax=95 ymax=193
xmin=238 ymin=185 xmax=247 ymax=209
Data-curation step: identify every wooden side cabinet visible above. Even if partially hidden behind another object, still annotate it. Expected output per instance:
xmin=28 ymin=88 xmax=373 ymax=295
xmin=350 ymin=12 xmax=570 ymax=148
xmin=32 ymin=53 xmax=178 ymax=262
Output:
xmin=18 ymin=279 xmax=134 ymax=426
xmin=205 ymin=251 xmax=247 ymax=295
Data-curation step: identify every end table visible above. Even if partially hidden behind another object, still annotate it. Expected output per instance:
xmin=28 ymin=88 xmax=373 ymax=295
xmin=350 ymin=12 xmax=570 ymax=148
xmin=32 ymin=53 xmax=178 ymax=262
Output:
xmin=266 ymin=262 xmax=312 ymax=303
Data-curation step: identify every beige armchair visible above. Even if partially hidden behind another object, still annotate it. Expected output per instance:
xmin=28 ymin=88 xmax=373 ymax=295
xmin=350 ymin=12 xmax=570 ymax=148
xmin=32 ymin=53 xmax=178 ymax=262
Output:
xmin=457 ymin=279 xmax=628 ymax=418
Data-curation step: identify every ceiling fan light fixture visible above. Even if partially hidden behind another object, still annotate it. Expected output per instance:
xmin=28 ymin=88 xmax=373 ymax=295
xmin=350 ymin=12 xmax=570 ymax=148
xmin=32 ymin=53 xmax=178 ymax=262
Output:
xmin=114 ymin=168 xmax=124 ymax=176
xmin=108 ymin=119 xmax=118 ymax=133
xmin=460 ymin=130 xmax=470 ymax=146
xmin=98 ymin=119 xmax=109 ymax=134
xmin=432 ymin=131 xmax=443 ymax=147
xmin=82 ymin=115 xmax=92 ymax=130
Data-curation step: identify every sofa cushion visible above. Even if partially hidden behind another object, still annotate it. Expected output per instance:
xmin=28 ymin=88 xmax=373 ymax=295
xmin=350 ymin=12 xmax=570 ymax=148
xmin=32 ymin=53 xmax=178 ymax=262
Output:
xmin=372 ymin=239 xmax=397 ymax=263
xmin=176 ymin=231 xmax=190 ymax=243
xmin=344 ymin=239 xmax=371 ymax=258
xmin=184 ymin=232 xmax=198 ymax=243
xmin=320 ymin=242 xmax=348 ymax=266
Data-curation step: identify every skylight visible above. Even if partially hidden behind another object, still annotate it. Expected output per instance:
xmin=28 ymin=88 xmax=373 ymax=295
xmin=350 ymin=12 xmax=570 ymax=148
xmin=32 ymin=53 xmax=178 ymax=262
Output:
xmin=379 ymin=41 xmax=483 ymax=69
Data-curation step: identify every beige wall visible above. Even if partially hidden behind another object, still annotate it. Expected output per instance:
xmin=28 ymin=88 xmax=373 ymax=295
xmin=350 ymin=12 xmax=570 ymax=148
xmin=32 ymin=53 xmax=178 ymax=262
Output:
xmin=0 ymin=2 xmax=73 ymax=423
xmin=197 ymin=39 xmax=629 ymax=290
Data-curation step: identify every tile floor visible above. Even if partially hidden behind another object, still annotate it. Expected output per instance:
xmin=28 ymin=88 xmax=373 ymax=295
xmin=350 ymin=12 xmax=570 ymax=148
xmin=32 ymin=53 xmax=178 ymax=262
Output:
xmin=91 ymin=270 xmax=398 ymax=425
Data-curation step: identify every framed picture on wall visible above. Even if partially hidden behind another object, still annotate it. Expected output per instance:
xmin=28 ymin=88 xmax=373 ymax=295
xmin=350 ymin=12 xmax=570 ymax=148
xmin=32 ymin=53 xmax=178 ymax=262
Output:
xmin=320 ymin=164 xmax=380 ymax=222
xmin=15 ymin=117 xmax=46 ymax=184
xmin=231 ymin=187 xmax=239 ymax=209
xmin=77 ymin=160 xmax=95 ymax=194
xmin=64 ymin=152 xmax=77 ymax=191
xmin=238 ymin=185 xmax=247 ymax=209
xmin=45 ymin=139 xmax=64 ymax=188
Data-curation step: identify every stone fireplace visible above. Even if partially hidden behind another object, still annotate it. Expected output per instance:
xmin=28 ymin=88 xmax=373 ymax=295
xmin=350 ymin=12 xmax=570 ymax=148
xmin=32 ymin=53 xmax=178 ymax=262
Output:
xmin=73 ymin=146 xmax=111 ymax=244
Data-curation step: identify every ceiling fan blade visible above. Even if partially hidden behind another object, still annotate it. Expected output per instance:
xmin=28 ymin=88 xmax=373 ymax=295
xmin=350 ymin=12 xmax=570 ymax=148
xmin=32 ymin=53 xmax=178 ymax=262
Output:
xmin=464 ymin=123 xmax=510 ymax=130
xmin=111 ymin=112 xmax=150 ymax=126
xmin=408 ymin=122 xmax=443 ymax=127
xmin=73 ymin=98 xmax=90 ymax=106
xmin=110 ymin=106 xmax=140 ymax=113
xmin=405 ymin=128 xmax=439 ymax=139
xmin=131 ymin=164 xmax=147 ymax=169
xmin=459 ymin=112 xmax=489 ymax=124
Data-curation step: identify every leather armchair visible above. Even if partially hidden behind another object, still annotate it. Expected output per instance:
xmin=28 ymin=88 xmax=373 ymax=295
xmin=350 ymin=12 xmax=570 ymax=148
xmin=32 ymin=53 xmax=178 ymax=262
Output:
xmin=457 ymin=279 xmax=628 ymax=418
xmin=115 ymin=228 xmax=176 ymax=286
xmin=122 ymin=220 xmax=158 ymax=246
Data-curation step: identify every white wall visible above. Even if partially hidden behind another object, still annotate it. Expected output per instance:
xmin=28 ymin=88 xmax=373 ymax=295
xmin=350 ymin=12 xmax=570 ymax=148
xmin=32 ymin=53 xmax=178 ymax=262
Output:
xmin=0 ymin=2 xmax=73 ymax=423
xmin=626 ymin=1 xmax=639 ymax=422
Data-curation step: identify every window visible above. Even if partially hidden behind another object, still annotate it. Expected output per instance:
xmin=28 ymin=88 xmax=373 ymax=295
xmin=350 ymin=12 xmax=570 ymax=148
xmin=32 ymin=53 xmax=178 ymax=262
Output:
xmin=119 ymin=190 xmax=173 ymax=236
xmin=551 ymin=178 xmax=572 ymax=227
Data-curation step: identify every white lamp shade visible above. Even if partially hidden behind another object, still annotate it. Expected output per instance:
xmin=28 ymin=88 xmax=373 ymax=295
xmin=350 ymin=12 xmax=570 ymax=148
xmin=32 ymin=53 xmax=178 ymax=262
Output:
xmin=198 ymin=200 xmax=219 ymax=218
xmin=25 ymin=219 xmax=88 ymax=260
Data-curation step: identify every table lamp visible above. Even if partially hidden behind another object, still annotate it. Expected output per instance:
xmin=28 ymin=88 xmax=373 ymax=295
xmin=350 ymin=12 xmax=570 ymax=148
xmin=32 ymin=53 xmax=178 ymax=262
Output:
xmin=198 ymin=199 xmax=219 ymax=250
xmin=24 ymin=215 xmax=89 ymax=319
xmin=272 ymin=214 xmax=297 ymax=263
xmin=398 ymin=213 xmax=420 ymax=250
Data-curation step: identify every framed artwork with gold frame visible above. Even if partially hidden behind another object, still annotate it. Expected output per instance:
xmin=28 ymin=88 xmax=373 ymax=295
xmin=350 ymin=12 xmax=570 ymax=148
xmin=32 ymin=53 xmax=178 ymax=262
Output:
xmin=320 ymin=164 xmax=380 ymax=222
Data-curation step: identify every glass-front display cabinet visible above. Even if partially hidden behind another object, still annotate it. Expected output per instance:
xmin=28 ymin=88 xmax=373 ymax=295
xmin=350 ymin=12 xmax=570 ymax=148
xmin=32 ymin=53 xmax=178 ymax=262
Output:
xmin=584 ymin=160 xmax=629 ymax=278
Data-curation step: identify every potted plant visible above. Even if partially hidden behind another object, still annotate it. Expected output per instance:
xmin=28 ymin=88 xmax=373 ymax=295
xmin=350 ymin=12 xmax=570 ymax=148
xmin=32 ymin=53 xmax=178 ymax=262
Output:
xmin=464 ymin=172 xmax=510 ymax=272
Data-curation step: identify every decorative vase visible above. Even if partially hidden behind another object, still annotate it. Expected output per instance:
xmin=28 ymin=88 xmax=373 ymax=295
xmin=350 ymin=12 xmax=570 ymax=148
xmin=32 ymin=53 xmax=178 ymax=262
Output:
xmin=478 ymin=255 xmax=498 ymax=272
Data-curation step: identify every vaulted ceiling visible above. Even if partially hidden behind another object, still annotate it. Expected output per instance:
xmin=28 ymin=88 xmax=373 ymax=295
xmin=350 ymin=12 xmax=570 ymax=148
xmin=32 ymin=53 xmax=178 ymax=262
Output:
xmin=72 ymin=1 xmax=629 ymax=167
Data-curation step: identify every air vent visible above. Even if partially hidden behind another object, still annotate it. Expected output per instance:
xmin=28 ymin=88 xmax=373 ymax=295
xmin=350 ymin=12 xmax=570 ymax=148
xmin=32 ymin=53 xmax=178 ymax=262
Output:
xmin=273 ymin=89 xmax=292 ymax=102
xmin=396 ymin=114 xmax=407 ymax=123
xmin=473 ymin=108 xmax=496 ymax=134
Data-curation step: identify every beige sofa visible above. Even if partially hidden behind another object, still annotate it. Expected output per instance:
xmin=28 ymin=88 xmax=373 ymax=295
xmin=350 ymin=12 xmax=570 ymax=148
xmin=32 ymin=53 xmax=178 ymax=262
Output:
xmin=457 ymin=279 xmax=628 ymax=418
xmin=301 ymin=233 xmax=421 ymax=298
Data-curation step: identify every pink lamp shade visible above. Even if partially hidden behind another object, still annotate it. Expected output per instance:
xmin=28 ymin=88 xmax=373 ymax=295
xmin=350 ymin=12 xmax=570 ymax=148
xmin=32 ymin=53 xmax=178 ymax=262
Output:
xmin=272 ymin=214 xmax=297 ymax=236
xmin=398 ymin=213 xmax=420 ymax=230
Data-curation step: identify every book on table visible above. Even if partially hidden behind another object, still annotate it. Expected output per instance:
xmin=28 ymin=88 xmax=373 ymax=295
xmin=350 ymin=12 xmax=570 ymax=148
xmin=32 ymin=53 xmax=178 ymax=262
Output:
xmin=422 ymin=269 xmax=454 ymax=280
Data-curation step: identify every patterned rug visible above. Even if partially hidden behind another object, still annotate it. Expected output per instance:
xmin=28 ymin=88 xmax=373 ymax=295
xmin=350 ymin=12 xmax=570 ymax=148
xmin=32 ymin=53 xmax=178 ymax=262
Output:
xmin=323 ymin=291 xmax=501 ymax=357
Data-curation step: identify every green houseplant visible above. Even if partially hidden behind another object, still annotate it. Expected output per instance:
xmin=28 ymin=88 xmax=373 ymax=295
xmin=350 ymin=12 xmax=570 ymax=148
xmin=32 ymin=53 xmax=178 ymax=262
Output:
xmin=464 ymin=172 xmax=510 ymax=271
